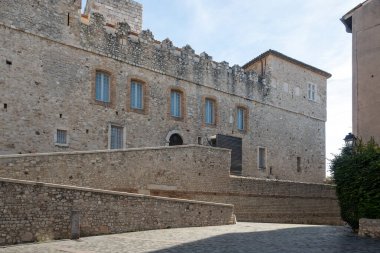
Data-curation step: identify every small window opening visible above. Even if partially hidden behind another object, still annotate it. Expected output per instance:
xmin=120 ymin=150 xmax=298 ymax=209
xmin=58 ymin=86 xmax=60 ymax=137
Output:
xmin=59 ymin=114 xmax=62 ymax=118
xmin=4 ymin=103 xmax=7 ymax=109
xmin=86 ymin=129 xmax=89 ymax=134
xmin=258 ymin=147 xmax=266 ymax=170
xmin=197 ymin=137 xmax=202 ymax=145
xmin=67 ymin=13 xmax=70 ymax=26
xmin=297 ymin=157 xmax=301 ymax=172
xmin=116 ymin=111 xmax=119 ymax=115
xmin=56 ymin=129 xmax=67 ymax=145
xmin=6 ymin=60 xmax=12 ymax=65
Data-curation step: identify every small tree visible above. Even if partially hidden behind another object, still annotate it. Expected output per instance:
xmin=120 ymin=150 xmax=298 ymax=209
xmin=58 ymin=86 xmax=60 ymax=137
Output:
xmin=330 ymin=138 xmax=380 ymax=230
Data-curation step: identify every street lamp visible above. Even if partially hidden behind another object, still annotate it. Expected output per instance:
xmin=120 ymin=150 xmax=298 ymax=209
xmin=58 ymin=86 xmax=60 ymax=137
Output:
xmin=344 ymin=132 xmax=356 ymax=147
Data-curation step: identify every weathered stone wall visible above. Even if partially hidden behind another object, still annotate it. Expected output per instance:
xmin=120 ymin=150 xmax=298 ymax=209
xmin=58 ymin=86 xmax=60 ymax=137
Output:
xmin=0 ymin=0 xmax=81 ymax=44
xmin=0 ymin=146 xmax=231 ymax=193
xmin=84 ymin=0 xmax=143 ymax=33
xmin=0 ymin=19 xmax=327 ymax=182
xmin=349 ymin=0 xmax=380 ymax=143
xmin=0 ymin=146 xmax=341 ymax=225
xmin=359 ymin=219 xmax=380 ymax=239
xmin=0 ymin=177 xmax=235 ymax=246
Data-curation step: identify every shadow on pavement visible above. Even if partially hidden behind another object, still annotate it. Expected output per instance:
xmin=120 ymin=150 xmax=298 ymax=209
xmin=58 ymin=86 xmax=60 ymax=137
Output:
xmin=149 ymin=225 xmax=380 ymax=253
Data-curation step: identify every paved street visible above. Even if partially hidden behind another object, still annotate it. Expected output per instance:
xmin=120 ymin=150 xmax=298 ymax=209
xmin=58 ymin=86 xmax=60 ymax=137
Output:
xmin=1 ymin=222 xmax=380 ymax=253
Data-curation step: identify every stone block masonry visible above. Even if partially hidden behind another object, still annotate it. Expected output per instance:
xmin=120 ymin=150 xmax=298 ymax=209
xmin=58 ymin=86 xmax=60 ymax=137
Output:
xmin=85 ymin=0 xmax=143 ymax=33
xmin=0 ymin=145 xmax=342 ymax=226
xmin=0 ymin=177 xmax=235 ymax=246
xmin=0 ymin=0 xmax=330 ymax=183
xmin=359 ymin=219 xmax=380 ymax=239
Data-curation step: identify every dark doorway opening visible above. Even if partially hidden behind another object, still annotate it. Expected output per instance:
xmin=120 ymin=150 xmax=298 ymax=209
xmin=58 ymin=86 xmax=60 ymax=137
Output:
xmin=169 ymin=134 xmax=183 ymax=146
xmin=210 ymin=134 xmax=242 ymax=176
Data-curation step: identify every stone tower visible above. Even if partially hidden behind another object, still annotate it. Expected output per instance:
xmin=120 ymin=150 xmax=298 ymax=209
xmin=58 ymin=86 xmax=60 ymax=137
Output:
xmin=85 ymin=0 xmax=143 ymax=33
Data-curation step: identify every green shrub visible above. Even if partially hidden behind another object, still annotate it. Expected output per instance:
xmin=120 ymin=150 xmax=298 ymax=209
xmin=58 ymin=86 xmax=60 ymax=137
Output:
xmin=330 ymin=138 xmax=380 ymax=230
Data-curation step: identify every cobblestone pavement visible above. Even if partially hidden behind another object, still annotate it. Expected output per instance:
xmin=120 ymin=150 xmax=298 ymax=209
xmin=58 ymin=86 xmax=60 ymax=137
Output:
xmin=1 ymin=222 xmax=380 ymax=253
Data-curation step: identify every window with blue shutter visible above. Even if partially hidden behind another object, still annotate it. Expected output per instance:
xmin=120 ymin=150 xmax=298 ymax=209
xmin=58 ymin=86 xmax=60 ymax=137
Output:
xmin=110 ymin=125 xmax=123 ymax=149
xmin=131 ymin=81 xmax=143 ymax=109
xmin=205 ymin=98 xmax=215 ymax=124
xmin=170 ymin=90 xmax=181 ymax=118
xmin=95 ymin=72 xmax=110 ymax=103
xmin=237 ymin=107 xmax=245 ymax=130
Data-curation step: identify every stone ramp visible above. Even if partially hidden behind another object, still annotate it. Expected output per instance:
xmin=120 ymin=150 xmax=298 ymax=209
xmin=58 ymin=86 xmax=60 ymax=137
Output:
xmin=0 ymin=177 xmax=235 ymax=246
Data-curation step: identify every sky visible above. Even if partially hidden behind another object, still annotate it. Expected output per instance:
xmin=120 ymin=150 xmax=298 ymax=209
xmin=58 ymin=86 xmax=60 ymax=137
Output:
xmin=81 ymin=0 xmax=362 ymax=175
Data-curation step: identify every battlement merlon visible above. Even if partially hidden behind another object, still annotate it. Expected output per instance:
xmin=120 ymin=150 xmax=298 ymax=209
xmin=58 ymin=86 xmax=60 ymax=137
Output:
xmin=85 ymin=0 xmax=143 ymax=34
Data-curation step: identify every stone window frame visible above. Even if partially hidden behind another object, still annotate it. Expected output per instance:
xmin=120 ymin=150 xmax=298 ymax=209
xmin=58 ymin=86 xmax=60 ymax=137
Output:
xmin=235 ymin=104 xmax=249 ymax=133
xmin=54 ymin=128 xmax=69 ymax=147
xmin=91 ymin=68 xmax=116 ymax=109
xmin=126 ymin=76 xmax=149 ymax=115
xmin=108 ymin=122 xmax=126 ymax=150
xmin=167 ymin=86 xmax=186 ymax=121
xmin=202 ymin=95 xmax=218 ymax=127
xmin=257 ymin=146 xmax=267 ymax=170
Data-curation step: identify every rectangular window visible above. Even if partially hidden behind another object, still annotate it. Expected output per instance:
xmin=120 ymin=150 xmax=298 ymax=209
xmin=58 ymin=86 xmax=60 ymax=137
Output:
xmin=110 ymin=125 xmax=123 ymax=150
xmin=131 ymin=81 xmax=143 ymax=109
xmin=308 ymin=83 xmax=316 ymax=101
xmin=170 ymin=90 xmax=181 ymax=118
xmin=237 ymin=107 xmax=245 ymax=131
xmin=297 ymin=157 xmax=301 ymax=172
xmin=95 ymin=72 xmax=110 ymax=103
xmin=56 ymin=129 xmax=67 ymax=145
xmin=205 ymin=98 xmax=215 ymax=125
xmin=258 ymin=147 xmax=266 ymax=169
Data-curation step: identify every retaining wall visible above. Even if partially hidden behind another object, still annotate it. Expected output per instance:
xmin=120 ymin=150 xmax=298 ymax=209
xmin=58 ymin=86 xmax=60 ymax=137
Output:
xmin=0 ymin=177 xmax=235 ymax=246
xmin=0 ymin=145 xmax=341 ymax=225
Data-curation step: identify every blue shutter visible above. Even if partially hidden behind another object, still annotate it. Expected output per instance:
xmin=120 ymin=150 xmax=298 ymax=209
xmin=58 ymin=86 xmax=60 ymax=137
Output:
xmin=103 ymin=74 xmax=110 ymax=102
xmin=95 ymin=72 xmax=102 ymax=101
xmin=131 ymin=82 xmax=143 ymax=109
xmin=111 ymin=127 xmax=115 ymax=149
xmin=176 ymin=92 xmax=181 ymax=117
xmin=137 ymin=83 xmax=142 ymax=109
xmin=237 ymin=108 xmax=244 ymax=130
xmin=96 ymin=72 xmax=110 ymax=102
xmin=171 ymin=91 xmax=181 ymax=117
xmin=205 ymin=99 xmax=214 ymax=124
xmin=171 ymin=91 xmax=175 ymax=116
xmin=131 ymin=82 xmax=136 ymax=108
xmin=111 ymin=126 xmax=123 ymax=149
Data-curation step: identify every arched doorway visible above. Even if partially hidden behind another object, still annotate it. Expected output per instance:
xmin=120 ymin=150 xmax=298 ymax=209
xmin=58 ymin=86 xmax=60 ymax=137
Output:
xmin=169 ymin=134 xmax=183 ymax=146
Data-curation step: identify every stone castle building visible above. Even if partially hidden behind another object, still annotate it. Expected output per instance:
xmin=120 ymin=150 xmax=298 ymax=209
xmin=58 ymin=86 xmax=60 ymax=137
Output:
xmin=0 ymin=0 xmax=331 ymax=183
xmin=341 ymin=0 xmax=380 ymax=143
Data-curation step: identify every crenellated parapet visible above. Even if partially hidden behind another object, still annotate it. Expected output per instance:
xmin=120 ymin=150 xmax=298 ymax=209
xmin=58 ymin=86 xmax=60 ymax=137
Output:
xmin=80 ymin=12 xmax=268 ymax=100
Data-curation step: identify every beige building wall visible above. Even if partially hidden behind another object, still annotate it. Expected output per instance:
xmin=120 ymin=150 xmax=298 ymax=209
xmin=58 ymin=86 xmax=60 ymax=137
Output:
xmin=342 ymin=0 xmax=380 ymax=143
xmin=0 ymin=0 xmax=330 ymax=183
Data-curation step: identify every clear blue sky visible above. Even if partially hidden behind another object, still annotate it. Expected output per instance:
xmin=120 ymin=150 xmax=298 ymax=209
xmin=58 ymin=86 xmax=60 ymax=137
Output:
xmin=81 ymin=0 xmax=363 ymax=174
